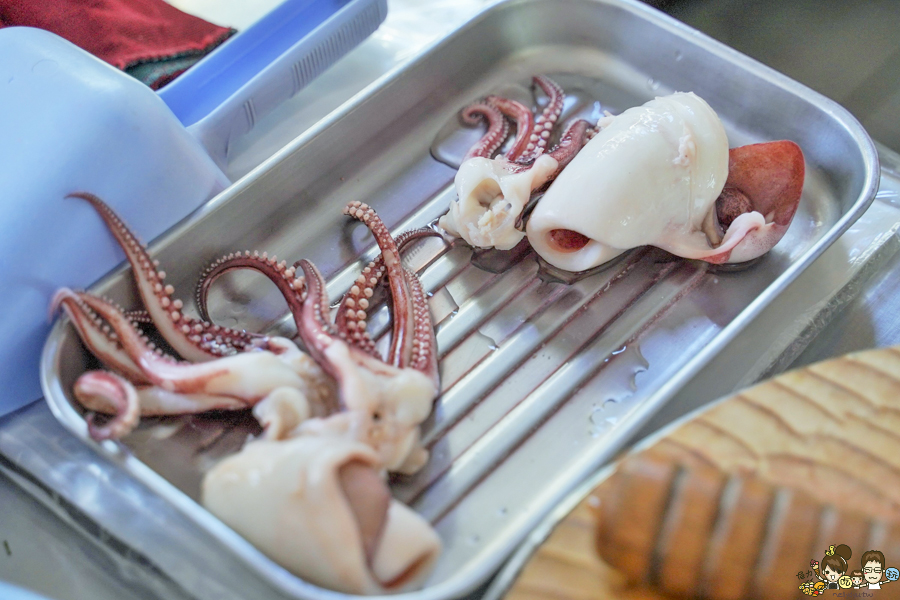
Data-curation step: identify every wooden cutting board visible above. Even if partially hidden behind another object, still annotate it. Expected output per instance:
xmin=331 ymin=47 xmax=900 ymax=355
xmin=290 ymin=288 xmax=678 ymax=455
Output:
xmin=503 ymin=346 xmax=900 ymax=600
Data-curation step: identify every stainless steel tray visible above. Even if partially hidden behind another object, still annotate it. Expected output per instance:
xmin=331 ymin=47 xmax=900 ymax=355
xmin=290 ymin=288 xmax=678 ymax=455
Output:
xmin=40 ymin=0 xmax=878 ymax=598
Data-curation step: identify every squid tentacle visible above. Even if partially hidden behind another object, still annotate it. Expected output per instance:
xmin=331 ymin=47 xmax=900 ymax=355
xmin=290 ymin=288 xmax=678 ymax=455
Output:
xmin=486 ymin=95 xmax=535 ymax=161
xmin=510 ymin=118 xmax=597 ymax=181
xmin=516 ymin=75 xmax=565 ymax=163
xmin=460 ymin=102 xmax=509 ymax=161
xmin=122 ymin=310 xmax=153 ymax=324
xmin=52 ymin=288 xmax=156 ymax=384
xmin=520 ymin=119 xmax=597 ymax=214
xmin=52 ymin=290 xmax=259 ymax=432
xmin=69 ymin=193 xmax=259 ymax=360
xmin=194 ymin=228 xmax=439 ymax=359
xmin=546 ymin=119 xmax=596 ymax=170
xmin=404 ymin=269 xmax=438 ymax=387
xmin=194 ymin=251 xmax=307 ymax=324
xmin=334 ymin=227 xmax=440 ymax=355
xmin=293 ymin=259 xmax=343 ymax=379
xmin=59 ymin=289 xmax=284 ymax=399
xmin=74 ymin=370 xmax=141 ymax=440
xmin=334 ymin=258 xmax=382 ymax=356
xmin=342 ymin=202 xmax=415 ymax=369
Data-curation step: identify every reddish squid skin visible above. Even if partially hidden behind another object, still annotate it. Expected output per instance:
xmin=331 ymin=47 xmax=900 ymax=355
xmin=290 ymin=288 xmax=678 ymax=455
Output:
xmin=66 ymin=193 xmax=261 ymax=361
xmin=539 ymin=119 xmax=596 ymax=183
xmin=549 ymin=229 xmax=591 ymax=252
xmin=724 ymin=140 xmax=805 ymax=228
xmin=461 ymin=75 xmax=567 ymax=164
xmin=516 ymin=75 xmax=566 ymax=163
xmin=486 ymin=94 xmax=535 ymax=161
xmin=76 ymin=371 xmax=140 ymax=441
xmin=194 ymin=252 xmax=307 ymax=324
xmin=715 ymin=187 xmax=753 ymax=229
xmin=700 ymin=139 xmax=805 ymax=264
xmin=461 ymin=102 xmax=509 ymax=161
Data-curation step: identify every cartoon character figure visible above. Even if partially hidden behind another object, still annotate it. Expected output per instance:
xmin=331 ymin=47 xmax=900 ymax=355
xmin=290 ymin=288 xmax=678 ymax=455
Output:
xmin=851 ymin=569 xmax=864 ymax=589
xmin=861 ymin=550 xmax=895 ymax=590
xmin=799 ymin=580 xmax=826 ymax=596
xmin=812 ymin=544 xmax=852 ymax=590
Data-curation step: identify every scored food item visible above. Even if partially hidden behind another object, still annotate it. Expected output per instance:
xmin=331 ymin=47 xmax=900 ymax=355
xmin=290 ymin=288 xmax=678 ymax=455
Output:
xmin=504 ymin=345 xmax=900 ymax=600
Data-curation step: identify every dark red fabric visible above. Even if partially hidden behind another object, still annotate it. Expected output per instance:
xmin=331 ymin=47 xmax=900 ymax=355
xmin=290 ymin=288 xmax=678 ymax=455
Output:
xmin=0 ymin=0 xmax=233 ymax=70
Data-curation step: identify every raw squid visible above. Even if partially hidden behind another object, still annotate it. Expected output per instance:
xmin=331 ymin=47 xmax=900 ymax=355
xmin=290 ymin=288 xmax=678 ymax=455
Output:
xmin=527 ymin=92 xmax=804 ymax=270
xmin=51 ymin=194 xmax=443 ymax=594
xmin=442 ymin=80 xmax=805 ymax=272
xmin=439 ymin=76 xmax=596 ymax=251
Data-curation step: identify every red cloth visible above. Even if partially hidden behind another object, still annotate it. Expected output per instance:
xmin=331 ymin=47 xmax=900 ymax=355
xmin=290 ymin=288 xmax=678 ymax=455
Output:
xmin=0 ymin=0 xmax=233 ymax=74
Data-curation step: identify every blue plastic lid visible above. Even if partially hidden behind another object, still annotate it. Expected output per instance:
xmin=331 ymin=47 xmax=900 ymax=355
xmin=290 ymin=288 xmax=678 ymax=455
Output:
xmin=158 ymin=0 xmax=354 ymax=128
xmin=159 ymin=0 xmax=386 ymax=168
xmin=0 ymin=582 xmax=55 ymax=600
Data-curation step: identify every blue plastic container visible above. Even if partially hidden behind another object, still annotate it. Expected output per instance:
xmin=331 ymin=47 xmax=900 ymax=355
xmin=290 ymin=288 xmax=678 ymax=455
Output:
xmin=0 ymin=0 xmax=387 ymax=418
xmin=0 ymin=582 xmax=54 ymax=600
xmin=159 ymin=0 xmax=388 ymax=167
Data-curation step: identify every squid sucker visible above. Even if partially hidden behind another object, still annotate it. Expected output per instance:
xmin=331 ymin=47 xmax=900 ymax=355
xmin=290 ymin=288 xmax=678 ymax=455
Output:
xmin=51 ymin=194 xmax=443 ymax=594
xmin=442 ymin=78 xmax=805 ymax=271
